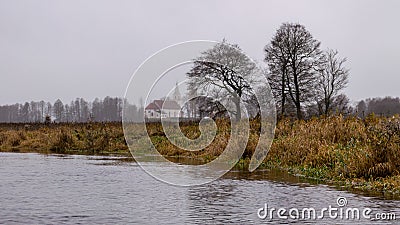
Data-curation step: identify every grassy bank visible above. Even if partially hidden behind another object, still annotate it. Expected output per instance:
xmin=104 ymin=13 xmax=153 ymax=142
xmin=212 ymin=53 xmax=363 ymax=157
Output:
xmin=267 ymin=115 xmax=400 ymax=197
xmin=0 ymin=122 xmax=129 ymax=156
xmin=1 ymin=115 xmax=400 ymax=196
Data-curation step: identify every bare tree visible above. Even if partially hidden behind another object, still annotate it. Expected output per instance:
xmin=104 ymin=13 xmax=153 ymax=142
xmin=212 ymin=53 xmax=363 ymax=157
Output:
xmin=53 ymin=99 xmax=64 ymax=122
xmin=356 ymin=100 xmax=367 ymax=118
xmin=46 ymin=102 xmax=52 ymax=120
xmin=331 ymin=93 xmax=352 ymax=115
xmin=264 ymin=32 xmax=290 ymax=118
xmin=39 ymin=100 xmax=45 ymax=122
xmin=187 ymin=40 xmax=260 ymax=121
xmin=317 ymin=49 xmax=349 ymax=115
xmin=265 ymin=23 xmax=324 ymax=119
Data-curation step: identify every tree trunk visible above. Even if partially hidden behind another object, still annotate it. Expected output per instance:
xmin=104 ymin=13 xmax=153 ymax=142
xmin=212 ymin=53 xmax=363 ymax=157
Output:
xmin=293 ymin=67 xmax=302 ymax=120
xmin=296 ymin=102 xmax=302 ymax=120
xmin=324 ymin=99 xmax=330 ymax=116
xmin=280 ymin=69 xmax=286 ymax=118
xmin=234 ymin=97 xmax=241 ymax=121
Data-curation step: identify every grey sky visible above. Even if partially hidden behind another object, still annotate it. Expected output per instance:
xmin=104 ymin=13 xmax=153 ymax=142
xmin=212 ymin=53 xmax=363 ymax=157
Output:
xmin=1 ymin=0 xmax=399 ymax=105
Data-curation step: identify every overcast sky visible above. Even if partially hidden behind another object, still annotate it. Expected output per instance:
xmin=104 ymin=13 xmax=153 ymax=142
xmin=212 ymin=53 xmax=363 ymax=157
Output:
xmin=1 ymin=0 xmax=399 ymax=105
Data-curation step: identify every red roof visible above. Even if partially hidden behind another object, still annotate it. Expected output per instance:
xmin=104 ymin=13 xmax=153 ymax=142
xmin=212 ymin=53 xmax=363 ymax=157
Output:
xmin=145 ymin=102 xmax=159 ymax=110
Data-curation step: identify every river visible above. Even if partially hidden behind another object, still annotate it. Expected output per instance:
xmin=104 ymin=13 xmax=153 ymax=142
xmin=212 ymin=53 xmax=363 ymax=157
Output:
xmin=0 ymin=152 xmax=399 ymax=224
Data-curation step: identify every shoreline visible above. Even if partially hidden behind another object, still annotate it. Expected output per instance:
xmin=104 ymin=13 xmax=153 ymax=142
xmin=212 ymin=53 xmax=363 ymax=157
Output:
xmin=1 ymin=116 xmax=400 ymax=199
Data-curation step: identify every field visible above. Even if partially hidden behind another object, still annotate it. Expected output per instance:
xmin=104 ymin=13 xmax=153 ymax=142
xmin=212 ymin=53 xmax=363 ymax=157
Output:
xmin=1 ymin=115 xmax=400 ymax=196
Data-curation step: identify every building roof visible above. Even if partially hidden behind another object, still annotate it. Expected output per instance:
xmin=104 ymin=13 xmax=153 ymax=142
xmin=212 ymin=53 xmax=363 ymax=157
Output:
xmin=145 ymin=100 xmax=181 ymax=111
xmin=145 ymin=102 xmax=159 ymax=110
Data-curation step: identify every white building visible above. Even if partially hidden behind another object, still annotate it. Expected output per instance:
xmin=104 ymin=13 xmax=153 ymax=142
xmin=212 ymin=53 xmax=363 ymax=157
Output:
xmin=145 ymin=83 xmax=184 ymax=119
xmin=145 ymin=99 xmax=182 ymax=118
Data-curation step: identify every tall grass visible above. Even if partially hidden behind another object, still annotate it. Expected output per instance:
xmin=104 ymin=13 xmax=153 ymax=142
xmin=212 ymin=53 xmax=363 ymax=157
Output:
xmin=1 ymin=115 xmax=400 ymax=193
xmin=266 ymin=115 xmax=400 ymax=181
xmin=0 ymin=122 xmax=128 ymax=155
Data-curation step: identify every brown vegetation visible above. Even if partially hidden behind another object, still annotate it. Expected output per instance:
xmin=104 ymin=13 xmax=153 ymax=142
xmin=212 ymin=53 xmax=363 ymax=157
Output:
xmin=0 ymin=122 xmax=128 ymax=155
xmin=1 ymin=115 xmax=400 ymax=195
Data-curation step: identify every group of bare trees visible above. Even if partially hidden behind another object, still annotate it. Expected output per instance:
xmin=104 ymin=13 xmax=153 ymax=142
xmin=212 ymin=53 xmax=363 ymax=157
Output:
xmin=2 ymin=23 xmax=397 ymax=123
xmin=0 ymin=101 xmax=52 ymax=123
xmin=0 ymin=97 xmax=144 ymax=123
xmin=265 ymin=23 xmax=350 ymax=119
xmin=186 ymin=23 xmax=350 ymax=120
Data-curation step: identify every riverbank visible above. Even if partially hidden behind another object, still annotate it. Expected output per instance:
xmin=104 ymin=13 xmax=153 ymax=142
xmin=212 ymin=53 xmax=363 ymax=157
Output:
xmin=1 ymin=115 xmax=400 ymax=197
xmin=265 ymin=115 xmax=400 ymax=198
xmin=0 ymin=122 xmax=129 ymax=156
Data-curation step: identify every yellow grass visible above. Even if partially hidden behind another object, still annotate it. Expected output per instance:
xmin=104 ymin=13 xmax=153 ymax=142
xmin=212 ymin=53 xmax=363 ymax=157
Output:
xmin=1 ymin=115 xmax=400 ymax=194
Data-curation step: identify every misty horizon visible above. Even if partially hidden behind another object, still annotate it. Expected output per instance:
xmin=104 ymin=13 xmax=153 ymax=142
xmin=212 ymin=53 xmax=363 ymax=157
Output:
xmin=1 ymin=0 xmax=400 ymax=106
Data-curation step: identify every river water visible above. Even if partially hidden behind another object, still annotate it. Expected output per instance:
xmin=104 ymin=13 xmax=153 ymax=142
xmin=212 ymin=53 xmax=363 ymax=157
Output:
xmin=0 ymin=152 xmax=399 ymax=224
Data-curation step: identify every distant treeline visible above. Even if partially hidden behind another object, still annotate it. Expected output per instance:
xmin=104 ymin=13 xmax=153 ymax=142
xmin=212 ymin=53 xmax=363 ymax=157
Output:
xmin=0 ymin=96 xmax=143 ymax=123
xmin=0 ymin=96 xmax=399 ymax=123
xmin=356 ymin=97 xmax=400 ymax=118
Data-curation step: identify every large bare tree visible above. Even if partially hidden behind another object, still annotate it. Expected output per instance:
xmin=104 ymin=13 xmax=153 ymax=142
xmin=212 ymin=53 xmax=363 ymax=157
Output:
xmin=264 ymin=30 xmax=289 ymax=118
xmin=265 ymin=23 xmax=324 ymax=119
xmin=187 ymin=40 xmax=260 ymax=121
xmin=317 ymin=49 xmax=349 ymax=115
